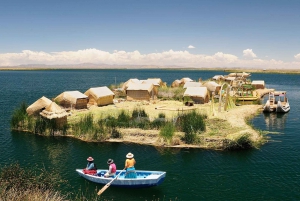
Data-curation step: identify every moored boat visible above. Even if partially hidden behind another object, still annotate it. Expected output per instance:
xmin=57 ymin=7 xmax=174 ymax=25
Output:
xmin=76 ymin=169 xmax=166 ymax=188
xmin=263 ymin=91 xmax=290 ymax=113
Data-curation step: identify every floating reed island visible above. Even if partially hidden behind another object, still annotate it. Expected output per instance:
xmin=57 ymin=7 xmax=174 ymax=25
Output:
xmin=12 ymin=72 xmax=280 ymax=150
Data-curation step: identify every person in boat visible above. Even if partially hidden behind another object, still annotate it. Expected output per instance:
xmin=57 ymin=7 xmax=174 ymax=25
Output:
xmin=124 ymin=152 xmax=137 ymax=178
xmin=104 ymin=159 xmax=117 ymax=178
xmin=83 ymin=156 xmax=97 ymax=175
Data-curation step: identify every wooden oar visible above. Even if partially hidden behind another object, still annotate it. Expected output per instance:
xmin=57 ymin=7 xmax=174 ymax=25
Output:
xmin=97 ymin=168 xmax=125 ymax=196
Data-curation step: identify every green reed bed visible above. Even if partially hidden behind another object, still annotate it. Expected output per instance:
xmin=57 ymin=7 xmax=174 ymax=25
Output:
xmin=177 ymin=111 xmax=207 ymax=144
xmin=159 ymin=122 xmax=176 ymax=145
xmin=224 ymin=133 xmax=253 ymax=150
xmin=0 ymin=163 xmax=67 ymax=201
xmin=10 ymin=102 xmax=31 ymax=130
xmin=11 ymin=102 xmax=68 ymax=136
xmin=0 ymin=163 xmax=108 ymax=201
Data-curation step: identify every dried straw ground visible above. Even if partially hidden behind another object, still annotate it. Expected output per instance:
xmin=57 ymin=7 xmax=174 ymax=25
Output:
xmin=69 ymin=100 xmax=263 ymax=149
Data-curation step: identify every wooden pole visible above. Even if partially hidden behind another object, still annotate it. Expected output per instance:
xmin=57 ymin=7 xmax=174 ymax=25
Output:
xmin=97 ymin=168 xmax=125 ymax=196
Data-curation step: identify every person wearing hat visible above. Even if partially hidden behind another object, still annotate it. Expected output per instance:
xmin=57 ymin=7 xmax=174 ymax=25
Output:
xmin=104 ymin=159 xmax=117 ymax=178
xmin=124 ymin=152 xmax=137 ymax=178
xmin=83 ymin=156 xmax=97 ymax=175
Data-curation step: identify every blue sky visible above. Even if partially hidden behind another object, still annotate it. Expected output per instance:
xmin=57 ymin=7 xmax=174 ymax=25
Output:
xmin=1 ymin=0 xmax=300 ymax=68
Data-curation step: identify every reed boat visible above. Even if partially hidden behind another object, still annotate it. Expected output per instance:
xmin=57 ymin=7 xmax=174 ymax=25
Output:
xmin=263 ymin=91 xmax=290 ymax=113
xmin=76 ymin=169 xmax=166 ymax=188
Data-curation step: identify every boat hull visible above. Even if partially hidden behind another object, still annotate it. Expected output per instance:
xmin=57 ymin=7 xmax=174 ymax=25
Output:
xmin=263 ymin=100 xmax=276 ymax=112
xmin=76 ymin=169 xmax=166 ymax=188
xmin=276 ymin=101 xmax=290 ymax=113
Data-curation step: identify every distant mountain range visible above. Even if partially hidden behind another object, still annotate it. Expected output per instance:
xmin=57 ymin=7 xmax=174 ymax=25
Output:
xmin=1 ymin=63 xmax=299 ymax=73
xmin=1 ymin=63 xmax=187 ymax=69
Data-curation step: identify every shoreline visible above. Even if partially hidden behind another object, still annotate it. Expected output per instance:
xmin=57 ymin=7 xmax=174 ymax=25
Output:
xmin=1 ymin=67 xmax=300 ymax=74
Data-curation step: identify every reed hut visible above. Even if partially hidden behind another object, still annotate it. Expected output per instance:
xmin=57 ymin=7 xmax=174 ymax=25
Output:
xmin=122 ymin=78 xmax=140 ymax=91
xmin=203 ymin=81 xmax=221 ymax=95
xmin=183 ymin=87 xmax=209 ymax=104
xmin=171 ymin=79 xmax=182 ymax=88
xmin=84 ymin=86 xmax=115 ymax=106
xmin=126 ymin=83 xmax=156 ymax=101
xmin=251 ymin=80 xmax=265 ymax=89
xmin=40 ymin=102 xmax=68 ymax=128
xmin=183 ymin=82 xmax=202 ymax=89
xmin=54 ymin=91 xmax=88 ymax=110
xmin=26 ymin=96 xmax=52 ymax=116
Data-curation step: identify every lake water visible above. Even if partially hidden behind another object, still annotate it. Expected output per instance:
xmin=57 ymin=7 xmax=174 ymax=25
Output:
xmin=0 ymin=69 xmax=299 ymax=201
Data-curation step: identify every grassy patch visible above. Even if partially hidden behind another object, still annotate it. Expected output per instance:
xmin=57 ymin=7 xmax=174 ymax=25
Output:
xmin=177 ymin=110 xmax=207 ymax=144
xmin=159 ymin=122 xmax=176 ymax=145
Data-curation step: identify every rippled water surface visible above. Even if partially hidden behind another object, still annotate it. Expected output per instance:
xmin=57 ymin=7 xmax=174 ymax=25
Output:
xmin=0 ymin=69 xmax=299 ymax=201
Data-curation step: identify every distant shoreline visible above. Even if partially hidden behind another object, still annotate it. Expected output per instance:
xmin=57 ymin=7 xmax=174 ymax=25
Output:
xmin=1 ymin=66 xmax=300 ymax=74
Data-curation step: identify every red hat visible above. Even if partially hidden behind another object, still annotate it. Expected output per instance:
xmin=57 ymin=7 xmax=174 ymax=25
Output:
xmin=87 ymin=157 xmax=94 ymax=161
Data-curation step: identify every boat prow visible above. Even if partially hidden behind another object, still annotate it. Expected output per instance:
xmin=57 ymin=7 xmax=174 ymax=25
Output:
xmin=76 ymin=169 xmax=166 ymax=188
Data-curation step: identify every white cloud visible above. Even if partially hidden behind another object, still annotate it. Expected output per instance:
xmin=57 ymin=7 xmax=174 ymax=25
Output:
xmin=243 ymin=49 xmax=257 ymax=58
xmin=0 ymin=48 xmax=300 ymax=69
xmin=188 ymin=45 xmax=195 ymax=49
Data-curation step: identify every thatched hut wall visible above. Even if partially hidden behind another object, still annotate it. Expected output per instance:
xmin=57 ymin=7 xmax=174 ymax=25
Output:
xmin=97 ymin=96 xmax=114 ymax=106
xmin=126 ymin=83 xmax=156 ymax=101
xmin=183 ymin=87 xmax=209 ymax=104
xmin=54 ymin=91 xmax=88 ymax=110
xmin=84 ymin=87 xmax=115 ymax=106
xmin=56 ymin=98 xmax=88 ymax=109
xmin=126 ymin=90 xmax=152 ymax=101
xmin=251 ymin=80 xmax=265 ymax=89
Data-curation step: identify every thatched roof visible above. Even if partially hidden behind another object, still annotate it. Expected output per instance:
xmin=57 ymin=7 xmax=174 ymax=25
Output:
xmin=180 ymin=77 xmax=193 ymax=83
xmin=126 ymin=83 xmax=154 ymax=92
xmin=147 ymin=78 xmax=163 ymax=85
xmin=40 ymin=102 xmax=68 ymax=119
xmin=183 ymin=82 xmax=202 ymax=88
xmin=84 ymin=86 xmax=115 ymax=99
xmin=203 ymin=81 xmax=221 ymax=92
xmin=122 ymin=78 xmax=140 ymax=90
xmin=26 ymin=96 xmax=52 ymax=115
xmin=228 ymin=72 xmax=251 ymax=78
xmin=251 ymin=80 xmax=265 ymax=85
xmin=140 ymin=79 xmax=160 ymax=86
xmin=54 ymin=91 xmax=88 ymax=105
xmin=184 ymin=87 xmax=208 ymax=98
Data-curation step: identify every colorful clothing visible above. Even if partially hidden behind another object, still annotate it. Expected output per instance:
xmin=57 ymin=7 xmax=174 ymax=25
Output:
xmin=83 ymin=161 xmax=97 ymax=175
xmin=125 ymin=158 xmax=137 ymax=179
xmin=125 ymin=158 xmax=136 ymax=168
xmin=86 ymin=162 xmax=96 ymax=170
xmin=125 ymin=166 xmax=137 ymax=178
xmin=105 ymin=163 xmax=117 ymax=177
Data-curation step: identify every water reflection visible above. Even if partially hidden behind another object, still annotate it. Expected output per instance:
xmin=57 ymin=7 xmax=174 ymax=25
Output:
xmin=263 ymin=113 xmax=288 ymax=130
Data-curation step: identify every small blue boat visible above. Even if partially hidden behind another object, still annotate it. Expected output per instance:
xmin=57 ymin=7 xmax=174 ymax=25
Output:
xmin=76 ymin=169 xmax=166 ymax=188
